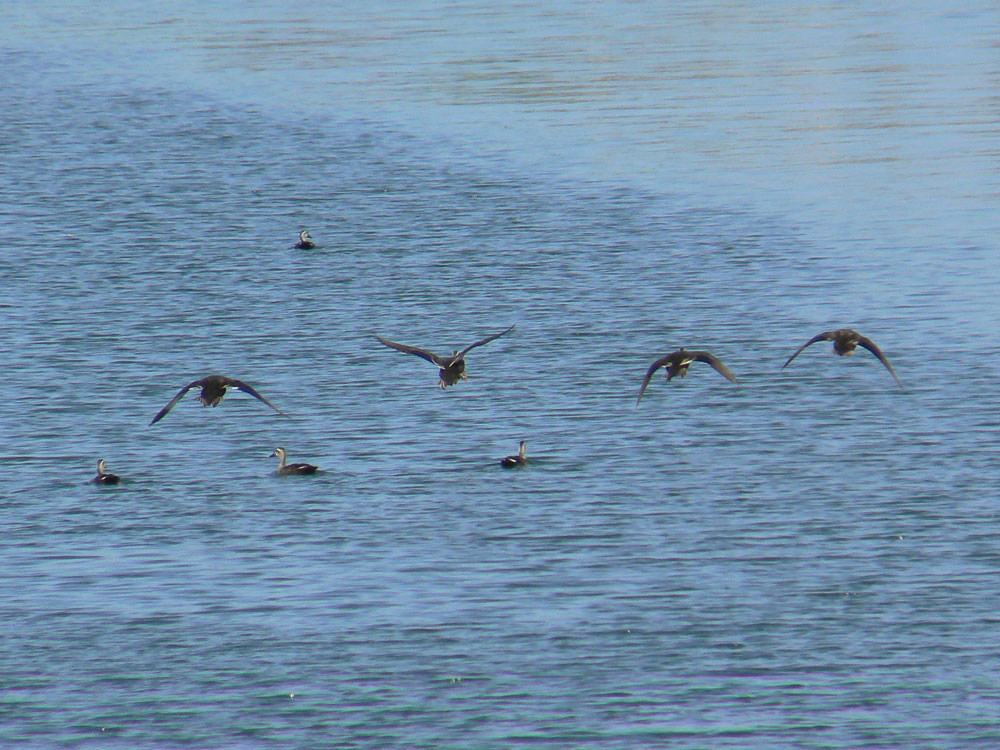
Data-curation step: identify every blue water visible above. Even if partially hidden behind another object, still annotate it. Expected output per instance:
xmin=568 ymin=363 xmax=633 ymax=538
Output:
xmin=3 ymin=3 xmax=1000 ymax=747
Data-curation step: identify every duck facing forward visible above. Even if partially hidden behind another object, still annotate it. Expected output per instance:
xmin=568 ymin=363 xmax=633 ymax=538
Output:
xmin=376 ymin=324 xmax=516 ymax=389
xmin=150 ymin=375 xmax=286 ymax=425
xmin=294 ymin=230 xmax=316 ymax=249
xmin=637 ymin=348 xmax=739 ymax=404
xmin=782 ymin=328 xmax=903 ymax=388
xmin=501 ymin=440 xmax=528 ymax=468
xmin=270 ymin=446 xmax=319 ymax=475
xmin=92 ymin=458 xmax=120 ymax=485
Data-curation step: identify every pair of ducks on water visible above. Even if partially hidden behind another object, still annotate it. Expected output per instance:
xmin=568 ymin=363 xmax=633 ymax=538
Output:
xmin=92 ymin=446 xmax=317 ymax=484
xmin=97 ymin=326 xmax=897 ymax=482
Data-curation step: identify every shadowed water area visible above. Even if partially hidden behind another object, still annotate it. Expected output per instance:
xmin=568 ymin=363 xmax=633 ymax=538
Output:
xmin=2 ymin=3 xmax=1000 ymax=747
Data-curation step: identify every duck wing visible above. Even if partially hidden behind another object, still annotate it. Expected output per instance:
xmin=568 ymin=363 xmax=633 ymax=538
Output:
xmin=855 ymin=335 xmax=904 ymax=388
xmin=149 ymin=378 xmax=207 ymax=425
xmin=782 ymin=331 xmax=835 ymax=369
xmin=456 ymin=324 xmax=516 ymax=359
xmin=689 ymin=351 xmax=739 ymax=383
xmin=224 ymin=378 xmax=287 ymax=416
xmin=376 ymin=336 xmax=445 ymax=366
xmin=636 ymin=355 xmax=671 ymax=404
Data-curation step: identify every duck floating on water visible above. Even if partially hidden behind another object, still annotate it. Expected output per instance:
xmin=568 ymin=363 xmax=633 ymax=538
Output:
xmin=376 ymin=324 xmax=516 ymax=389
xmin=637 ymin=348 xmax=739 ymax=404
xmin=295 ymin=230 xmax=316 ymax=249
xmin=270 ymin=446 xmax=319 ymax=475
xmin=150 ymin=375 xmax=285 ymax=425
xmin=501 ymin=440 xmax=528 ymax=468
xmin=92 ymin=458 xmax=120 ymax=485
xmin=782 ymin=328 xmax=903 ymax=388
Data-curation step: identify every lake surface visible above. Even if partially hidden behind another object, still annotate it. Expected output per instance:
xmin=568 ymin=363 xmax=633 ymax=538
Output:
xmin=2 ymin=2 xmax=1000 ymax=747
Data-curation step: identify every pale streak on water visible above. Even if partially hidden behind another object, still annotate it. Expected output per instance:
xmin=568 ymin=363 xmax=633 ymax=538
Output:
xmin=2 ymin=2 xmax=1000 ymax=748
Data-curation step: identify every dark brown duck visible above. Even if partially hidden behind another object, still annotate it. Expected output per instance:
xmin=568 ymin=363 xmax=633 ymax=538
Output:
xmin=92 ymin=458 xmax=120 ymax=485
xmin=637 ymin=348 xmax=739 ymax=404
xmin=294 ymin=230 xmax=316 ymax=249
xmin=501 ymin=440 xmax=528 ymax=468
xmin=150 ymin=375 xmax=285 ymax=425
xmin=270 ymin=447 xmax=319 ymax=475
xmin=782 ymin=328 xmax=903 ymax=388
xmin=376 ymin=324 xmax=516 ymax=389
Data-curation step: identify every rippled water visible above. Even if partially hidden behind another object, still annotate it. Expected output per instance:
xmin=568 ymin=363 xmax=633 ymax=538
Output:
xmin=3 ymin=3 xmax=1000 ymax=748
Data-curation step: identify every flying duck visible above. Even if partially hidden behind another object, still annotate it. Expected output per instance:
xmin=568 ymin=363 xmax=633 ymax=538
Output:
xmin=295 ymin=230 xmax=316 ymax=249
xmin=270 ymin=446 xmax=319 ymax=475
xmin=782 ymin=328 xmax=903 ymax=387
xmin=150 ymin=375 xmax=286 ymax=425
xmin=92 ymin=458 xmax=120 ymax=485
xmin=375 ymin=324 xmax=516 ymax=389
xmin=501 ymin=440 xmax=528 ymax=468
xmin=637 ymin=348 xmax=739 ymax=404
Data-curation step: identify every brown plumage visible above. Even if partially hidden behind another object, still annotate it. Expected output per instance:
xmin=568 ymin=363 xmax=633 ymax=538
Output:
xmin=376 ymin=324 xmax=516 ymax=389
xmin=150 ymin=375 xmax=285 ymax=425
xmin=92 ymin=459 xmax=120 ymax=485
xmin=637 ymin=348 xmax=739 ymax=404
xmin=294 ymin=230 xmax=316 ymax=249
xmin=270 ymin=447 xmax=319 ymax=475
xmin=782 ymin=328 xmax=902 ymax=388
xmin=501 ymin=440 xmax=528 ymax=468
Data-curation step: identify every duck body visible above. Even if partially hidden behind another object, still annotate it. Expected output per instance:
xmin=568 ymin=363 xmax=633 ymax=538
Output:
xmin=439 ymin=359 xmax=467 ymax=388
xmin=194 ymin=376 xmax=229 ymax=407
xmin=501 ymin=440 xmax=528 ymax=468
xmin=637 ymin=348 xmax=738 ymax=403
xmin=270 ymin=447 xmax=319 ymax=475
xmin=782 ymin=328 xmax=903 ymax=387
xmin=375 ymin=324 xmax=515 ymax=389
xmin=92 ymin=459 xmax=120 ymax=485
xmin=295 ymin=230 xmax=316 ymax=249
xmin=150 ymin=375 xmax=285 ymax=425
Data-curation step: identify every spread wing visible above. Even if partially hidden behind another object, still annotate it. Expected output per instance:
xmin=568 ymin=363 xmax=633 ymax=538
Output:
xmin=149 ymin=378 xmax=206 ymax=425
xmin=224 ymin=378 xmax=287 ymax=416
xmin=636 ymin=356 xmax=671 ymax=404
xmin=782 ymin=331 xmax=835 ymax=369
xmin=457 ymin=324 xmax=516 ymax=359
xmin=375 ymin=336 xmax=444 ymax=366
xmin=689 ymin=351 xmax=739 ymax=383
xmin=856 ymin=335 xmax=903 ymax=388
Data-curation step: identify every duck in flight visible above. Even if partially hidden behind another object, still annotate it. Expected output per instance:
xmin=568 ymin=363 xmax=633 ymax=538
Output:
xmin=637 ymin=348 xmax=739 ymax=404
xmin=294 ymin=230 xmax=316 ymax=249
xmin=92 ymin=458 xmax=121 ymax=485
xmin=270 ymin=446 xmax=319 ymax=475
xmin=150 ymin=375 xmax=286 ymax=425
xmin=781 ymin=328 xmax=903 ymax=387
xmin=501 ymin=440 xmax=528 ymax=468
xmin=375 ymin=324 xmax=516 ymax=389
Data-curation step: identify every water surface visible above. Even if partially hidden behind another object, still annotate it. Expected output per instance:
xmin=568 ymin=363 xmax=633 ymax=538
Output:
xmin=2 ymin=3 xmax=1000 ymax=748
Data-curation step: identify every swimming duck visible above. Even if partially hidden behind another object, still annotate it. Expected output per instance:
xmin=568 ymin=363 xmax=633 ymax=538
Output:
xmin=637 ymin=348 xmax=739 ymax=404
xmin=270 ymin=446 xmax=319 ymax=475
xmin=92 ymin=458 xmax=120 ymax=485
xmin=150 ymin=375 xmax=286 ymax=425
xmin=782 ymin=328 xmax=903 ymax=387
xmin=376 ymin=324 xmax=516 ymax=389
xmin=295 ymin=230 xmax=316 ymax=249
xmin=501 ymin=440 xmax=528 ymax=468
